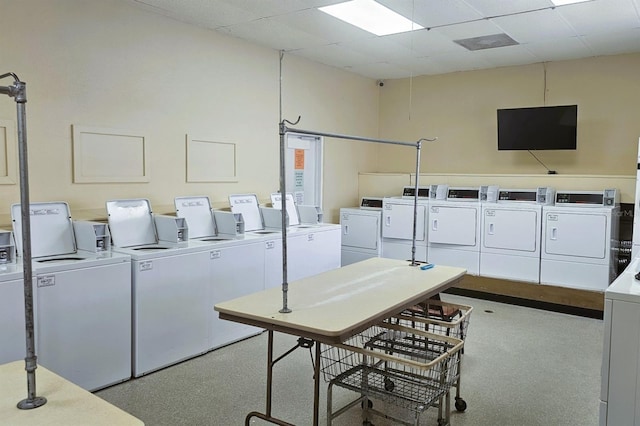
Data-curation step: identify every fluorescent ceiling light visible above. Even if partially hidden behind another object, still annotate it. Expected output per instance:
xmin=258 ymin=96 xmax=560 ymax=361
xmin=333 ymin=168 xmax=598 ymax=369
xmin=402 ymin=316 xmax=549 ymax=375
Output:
xmin=551 ymin=0 xmax=590 ymax=5
xmin=318 ymin=0 xmax=423 ymax=36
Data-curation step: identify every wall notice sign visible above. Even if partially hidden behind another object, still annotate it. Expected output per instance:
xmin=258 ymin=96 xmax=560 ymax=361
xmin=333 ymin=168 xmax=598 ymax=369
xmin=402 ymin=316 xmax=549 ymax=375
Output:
xmin=295 ymin=149 xmax=305 ymax=170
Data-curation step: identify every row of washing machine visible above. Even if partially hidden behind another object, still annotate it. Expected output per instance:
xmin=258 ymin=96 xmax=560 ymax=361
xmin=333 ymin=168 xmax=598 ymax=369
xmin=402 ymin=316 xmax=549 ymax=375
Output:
xmin=341 ymin=185 xmax=619 ymax=291
xmin=1 ymin=193 xmax=340 ymax=391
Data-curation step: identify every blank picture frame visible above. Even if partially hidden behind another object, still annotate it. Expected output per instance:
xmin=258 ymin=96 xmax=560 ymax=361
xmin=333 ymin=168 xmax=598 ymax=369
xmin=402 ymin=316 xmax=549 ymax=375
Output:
xmin=0 ymin=119 xmax=17 ymax=185
xmin=72 ymin=125 xmax=149 ymax=183
xmin=186 ymin=135 xmax=237 ymax=183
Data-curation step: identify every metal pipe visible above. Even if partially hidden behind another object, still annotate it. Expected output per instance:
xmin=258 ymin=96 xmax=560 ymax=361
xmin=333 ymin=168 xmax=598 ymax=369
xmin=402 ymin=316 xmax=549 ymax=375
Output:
xmin=282 ymin=125 xmax=423 ymax=148
xmin=410 ymin=140 xmax=423 ymax=266
xmin=0 ymin=73 xmax=46 ymax=409
xmin=278 ymin=122 xmax=291 ymax=313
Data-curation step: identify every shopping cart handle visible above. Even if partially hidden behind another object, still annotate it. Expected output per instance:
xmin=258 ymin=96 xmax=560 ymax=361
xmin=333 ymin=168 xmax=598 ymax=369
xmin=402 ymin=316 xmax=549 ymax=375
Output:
xmin=420 ymin=263 xmax=434 ymax=270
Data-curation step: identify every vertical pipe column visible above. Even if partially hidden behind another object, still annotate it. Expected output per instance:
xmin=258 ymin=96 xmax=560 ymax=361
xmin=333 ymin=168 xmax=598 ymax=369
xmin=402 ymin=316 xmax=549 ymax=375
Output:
xmin=5 ymin=77 xmax=47 ymax=409
xmin=279 ymin=124 xmax=291 ymax=313
xmin=410 ymin=141 xmax=422 ymax=266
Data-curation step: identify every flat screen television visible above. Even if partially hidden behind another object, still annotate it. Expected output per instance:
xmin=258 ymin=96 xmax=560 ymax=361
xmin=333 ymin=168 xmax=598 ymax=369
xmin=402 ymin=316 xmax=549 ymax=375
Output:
xmin=497 ymin=105 xmax=577 ymax=150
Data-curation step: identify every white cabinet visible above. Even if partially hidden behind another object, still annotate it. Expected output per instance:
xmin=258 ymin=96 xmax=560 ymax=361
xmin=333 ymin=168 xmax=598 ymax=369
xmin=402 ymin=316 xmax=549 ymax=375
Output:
xmin=600 ymin=259 xmax=640 ymax=425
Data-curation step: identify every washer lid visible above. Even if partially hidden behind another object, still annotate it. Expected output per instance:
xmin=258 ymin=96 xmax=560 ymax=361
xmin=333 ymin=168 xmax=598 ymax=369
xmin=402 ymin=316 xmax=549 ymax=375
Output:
xmin=229 ymin=194 xmax=263 ymax=231
xmin=174 ymin=196 xmax=216 ymax=238
xmin=106 ymin=198 xmax=157 ymax=247
xmin=270 ymin=193 xmax=300 ymax=226
xmin=11 ymin=202 xmax=76 ymax=257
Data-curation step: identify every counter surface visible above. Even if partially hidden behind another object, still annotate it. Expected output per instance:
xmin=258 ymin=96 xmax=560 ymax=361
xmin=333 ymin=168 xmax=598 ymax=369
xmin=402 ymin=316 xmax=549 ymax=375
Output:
xmin=0 ymin=361 xmax=143 ymax=426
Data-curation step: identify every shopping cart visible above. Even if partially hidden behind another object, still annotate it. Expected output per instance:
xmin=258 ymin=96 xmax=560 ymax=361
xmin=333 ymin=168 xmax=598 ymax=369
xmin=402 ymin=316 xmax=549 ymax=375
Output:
xmin=322 ymin=321 xmax=464 ymax=426
xmin=390 ymin=299 xmax=473 ymax=412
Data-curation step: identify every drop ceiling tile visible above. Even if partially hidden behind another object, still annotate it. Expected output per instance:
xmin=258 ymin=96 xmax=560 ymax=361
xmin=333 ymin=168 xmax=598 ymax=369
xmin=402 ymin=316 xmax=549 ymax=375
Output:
xmin=292 ymin=43 xmax=381 ymax=68
xmin=423 ymin=51 xmax=494 ymax=72
xmin=581 ymin=28 xmax=640 ymax=55
xmin=339 ymin=37 xmax=420 ymax=64
xmin=472 ymin=44 xmax=539 ymax=67
xmin=346 ymin=62 xmax=414 ymax=79
xmin=461 ymin=0 xmax=554 ymax=17
xmin=387 ymin=29 xmax=466 ymax=56
xmin=555 ymin=0 xmax=640 ymax=35
xmin=523 ymin=36 xmax=593 ymax=61
xmin=272 ymin=8 xmax=374 ymax=44
xmin=131 ymin=0 xmax=264 ymax=27
xmin=378 ymin=0 xmax=483 ymax=28
xmin=215 ymin=0 xmax=341 ymax=16
xmin=491 ymin=8 xmax=578 ymax=43
xmin=432 ymin=19 xmax=508 ymax=40
xmin=220 ymin=17 xmax=331 ymax=51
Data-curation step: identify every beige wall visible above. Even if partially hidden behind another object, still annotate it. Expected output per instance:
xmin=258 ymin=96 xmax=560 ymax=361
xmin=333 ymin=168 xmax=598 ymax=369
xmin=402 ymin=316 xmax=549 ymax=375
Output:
xmin=0 ymin=0 xmax=380 ymax=225
xmin=377 ymin=54 xmax=640 ymax=180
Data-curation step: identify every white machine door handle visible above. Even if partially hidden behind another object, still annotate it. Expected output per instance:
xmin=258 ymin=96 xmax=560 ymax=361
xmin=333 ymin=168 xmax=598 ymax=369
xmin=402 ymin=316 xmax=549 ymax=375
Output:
xmin=386 ymin=216 xmax=391 ymax=227
xmin=344 ymin=225 xmax=349 ymax=235
xmin=551 ymin=227 xmax=558 ymax=240
xmin=488 ymin=223 xmax=494 ymax=235
xmin=432 ymin=219 xmax=438 ymax=231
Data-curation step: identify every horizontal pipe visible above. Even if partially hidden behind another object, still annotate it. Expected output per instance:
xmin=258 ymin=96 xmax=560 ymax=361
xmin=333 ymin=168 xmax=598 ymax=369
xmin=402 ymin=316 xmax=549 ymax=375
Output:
xmin=283 ymin=126 xmax=420 ymax=148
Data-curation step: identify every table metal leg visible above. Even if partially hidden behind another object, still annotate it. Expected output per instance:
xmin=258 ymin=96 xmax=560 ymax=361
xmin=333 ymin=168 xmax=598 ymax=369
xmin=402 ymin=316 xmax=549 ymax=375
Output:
xmin=244 ymin=330 xmax=320 ymax=426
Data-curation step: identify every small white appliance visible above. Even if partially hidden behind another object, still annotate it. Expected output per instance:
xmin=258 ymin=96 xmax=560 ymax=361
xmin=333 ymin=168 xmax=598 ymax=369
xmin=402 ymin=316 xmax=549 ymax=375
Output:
xmin=12 ymin=202 xmax=132 ymax=391
xmin=540 ymin=189 xmax=620 ymax=291
xmin=600 ymin=257 xmax=640 ymax=425
xmin=0 ymin=230 xmax=25 ymax=364
xmin=107 ymin=198 xmax=211 ymax=377
xmin=175 ymin=195 xmax=265 ymax=350
xmin=632 ymin=137 xmax=640 ymax=259
xmin=428 ymin=186 xmax=490 ymax=275
xmin=480 ymin=187 xmax=554 ymax=283
xmin=340 ymin=197 xmax=383 ymax=266
xmin=381 ymin=186 xmax=430 ymax=262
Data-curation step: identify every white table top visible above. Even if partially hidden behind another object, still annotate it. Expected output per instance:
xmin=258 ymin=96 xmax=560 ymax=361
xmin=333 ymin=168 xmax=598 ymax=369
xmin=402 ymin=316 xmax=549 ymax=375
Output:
xmin=0 ymin=361 xmax=143 ymax=426
xmin=215 ymin=258 xmax=466 ymax=343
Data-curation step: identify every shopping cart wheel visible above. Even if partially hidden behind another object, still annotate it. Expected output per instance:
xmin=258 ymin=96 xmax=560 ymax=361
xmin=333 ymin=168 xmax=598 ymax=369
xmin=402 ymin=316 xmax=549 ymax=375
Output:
xmin=455 ymin=397 xmax=467 ymax=412
xmin=384 ymin=378 xmax=395 ymax=392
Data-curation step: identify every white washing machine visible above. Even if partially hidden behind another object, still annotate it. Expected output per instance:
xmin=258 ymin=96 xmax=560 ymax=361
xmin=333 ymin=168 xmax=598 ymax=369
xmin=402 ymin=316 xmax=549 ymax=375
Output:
xmin=175 ymin=196 xmax=265 ymax=350
xmin=541 ymin=190 xmax=620 ymax=291
xmin=428 ymin=186 xmax=489 ymax=275
xmin=106 ymin=198 xmax=211 ymax=377
xmin=480 ymin=187 xmax=554 ymax=283
xmin=381 ymin=187 xmax=430 ymax=263
xmin=230 ymin=193 xmax=340 ymax=287
xmin=12 ymin=202 xmax=132 ymax=391
xmin=0 ymin=230 xmax=25 ymax=364
xmin=340 ymin=197 xmax=383 ymax=266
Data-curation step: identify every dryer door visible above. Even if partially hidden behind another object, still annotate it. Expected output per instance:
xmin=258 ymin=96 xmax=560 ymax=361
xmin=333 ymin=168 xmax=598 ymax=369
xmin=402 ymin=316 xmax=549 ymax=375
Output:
xmin=483 ymin=208 xmax=538 ymax=252
xmin=382 ymin=203 xmax=426 ymax=241
xmin=341 ymin=212 xmax=380 ymax=250
xmin=544 ymin=211 xmax=607 ymax=259
xmin=429 ymin=205 xmax=478 ymax=246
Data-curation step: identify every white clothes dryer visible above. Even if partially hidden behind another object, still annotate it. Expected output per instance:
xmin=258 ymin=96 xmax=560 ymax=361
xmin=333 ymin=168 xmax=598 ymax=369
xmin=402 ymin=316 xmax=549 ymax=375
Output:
xmin=107 ymin=198 xmax=211 ymax=377
xmin=428 ymin=186 xmax=489 ymax=275
xmin=480 ymin=188 xmax=554 ymax=283
xmin=381 ymin=187 xmax=430 ymax=263
xmin=541 ymin=190 xmax=620 ymax=291
xmin=340 ymin=197 xmax=383 ymax=266
xmin=12 ymin=202 xmax=131 ymax=391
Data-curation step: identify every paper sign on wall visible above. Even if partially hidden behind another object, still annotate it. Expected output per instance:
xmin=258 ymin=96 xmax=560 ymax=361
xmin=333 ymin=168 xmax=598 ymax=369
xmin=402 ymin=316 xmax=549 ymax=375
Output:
xmin=295 ymin=149 xmax=305 ymax=170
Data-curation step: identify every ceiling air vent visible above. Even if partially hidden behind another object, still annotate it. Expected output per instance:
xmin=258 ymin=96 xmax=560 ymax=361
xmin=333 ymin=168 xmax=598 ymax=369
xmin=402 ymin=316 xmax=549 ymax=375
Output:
xmin=454 ymin=33 xmax=519 ymax=51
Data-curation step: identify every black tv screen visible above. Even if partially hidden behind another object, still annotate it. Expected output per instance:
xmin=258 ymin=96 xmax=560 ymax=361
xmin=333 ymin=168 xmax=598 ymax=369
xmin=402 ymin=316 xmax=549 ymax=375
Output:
xmin=497 ymin=105 xmax=577 ymax=150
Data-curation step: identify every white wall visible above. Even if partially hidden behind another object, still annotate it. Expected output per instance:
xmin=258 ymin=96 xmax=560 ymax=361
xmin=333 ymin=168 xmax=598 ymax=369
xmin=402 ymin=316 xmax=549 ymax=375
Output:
xmin=0 ymin=0 xmax=380 ymax=225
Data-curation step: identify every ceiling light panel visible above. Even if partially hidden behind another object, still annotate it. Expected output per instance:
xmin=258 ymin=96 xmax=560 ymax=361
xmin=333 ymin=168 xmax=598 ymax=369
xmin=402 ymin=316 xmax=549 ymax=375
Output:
xmin=318 ymin=0 xmax=423 ymax=36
